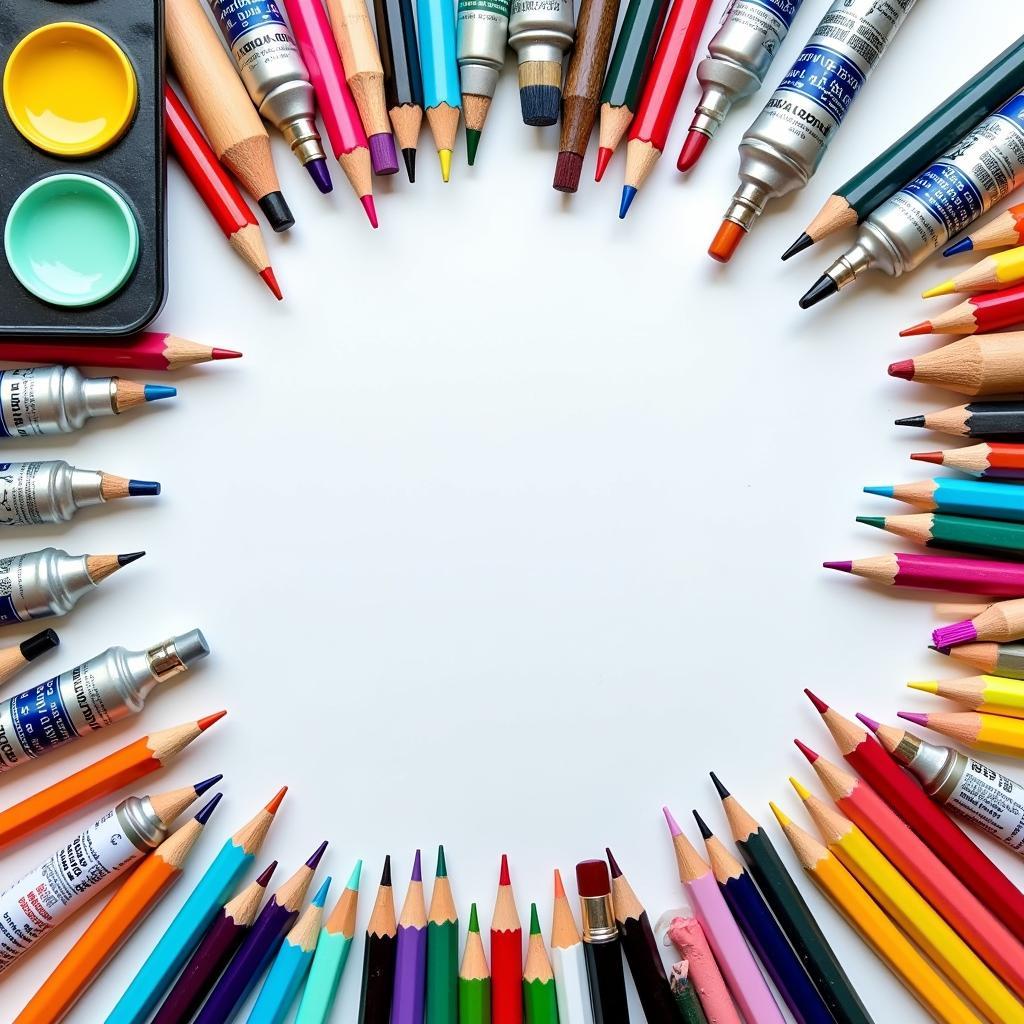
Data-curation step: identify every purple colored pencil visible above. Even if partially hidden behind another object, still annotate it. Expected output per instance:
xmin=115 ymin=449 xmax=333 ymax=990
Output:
xmin=391 ymin=850 xmax=428 ymax=1024
xmin=152 ymin=863 xmax=278 ymax=1024
xmin=193 ymin=842 xmax=327 ymax=1024
xmin=824 ymin=552 xmax=1024 ymax=597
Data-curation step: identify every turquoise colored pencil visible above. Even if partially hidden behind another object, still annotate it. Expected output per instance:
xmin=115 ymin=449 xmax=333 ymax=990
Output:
xmin=295 ymin=860 xmax=363 ymax=1024
xmin=418 ymin=0 xmax=461 ymax=179
xmin=105 ymin=787 xmax=287 ymax=1024
xmin=247 ymin=877 xmax=332 ymax=1024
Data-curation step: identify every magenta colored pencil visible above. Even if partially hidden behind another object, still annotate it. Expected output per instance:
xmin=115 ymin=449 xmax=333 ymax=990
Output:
xmin=391 ymin=850 xmax=427 ymax=1024
xmin=824 ymin=552 xmax=1024 ymax=597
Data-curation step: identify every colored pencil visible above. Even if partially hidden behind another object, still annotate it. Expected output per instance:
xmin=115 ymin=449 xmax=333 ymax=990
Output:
xmin=458 ymin=904 xmax=490 ymax=1024
xmin=666 ymin=915 xmax=740 ymax=1024
xmin=0 ymin=710 xmax=223 ymax=855
xmin=427 ymin=846 xmax=458 ymax=1024
xmin=109 ymin=787 xmax=286 ymax=1024
xmin=0 ymin=334 xmax=241 ymax=372
xmin=898 ymin=401 xmax=1024 ymax=441
xmin=902 ymin=285 xmax=1024 ymax=336
xmin=283 ymin=0 xmax=378 ymax=224
xmin=194 ymin=841 xmax=328 ymax=1024
xmin=934 ymin=602 xmax=994 ymax=620
xmin=152 ymin=863 xmax=279 ymax=1024
xmin=549 ymin=870 xmax=592 ymax=1024
xmin=619 ymin=0 xmax=713 ymax=217
xmin=771 ymin=803 xmax=980 ymax=1024
xmin=553 ymin=0 xmax=621 ymax=193
xmin=296 ymin=860 xmax=363 ymax=1024
xmin=934 ymin=637 xmax=1024 ymax=677
xmin=933 ymin=597 xmax=1024 ymax=648
xmin=14 ymin=795 xmax=220 ymax=1024
xmin=664 ymin=807 xmax=785 ymax=1024
xmin=358 ymin=856 xmax=398 ymax=1024
xmin=523 ymin=904 xmax=559 ymax=1024
xmin=594 ymin=0 xmax=669 ymax=181
xmin=247 ymin=877 xmax=332 ymax=1024
xmin=824 ymin=551 xmax=1024 ymax=597
xmin=324 ymin=0 xmax=401 ymax=174
xmin=798 ymin=741 xmax=1024 ymax=1002
xmin=890 ymin=334 xmax=1024 ymax=394
xmin=164 ymin=83 xmax=282 ymax=297
xmin=858 ymin=513 xmax=1024 ymax=560
xmin=794 ymin=778 xmax=1024 ymax=1024
xmin=373 ymin=0 xmax=424 ymax=180
xmin=913 ymin=443 xmax=1024 ymax=480
xmin=165 ymin=0 xmax=292 ymax=230
xmin=865 ymin=478 xmax=1024 ymax=522
xmin=419 ymin=0 xmax=461 ymax=180
xmin=948 ymin=202 xmax=1024 ymax=256
xmin=910 ymin=673 xmax=1024 ymax=717
xmin=393 ymin=850 xmax=429 ymax=1024
xmin=783 ymin=34 xmax=1024 ymax=259
xmin=696 ymin=812 xmax=834 ymax=1024
xmin=490 ymin=854 xmax=523 ymax=1024
xmin=668 ymin=962 xmax=708 ymax=1024
xmin=575 ymin=859 xmax=629 ymax=1022
xmin=925 ymin=245 xmax=1024 ymax=298
xmin=898 ymin=708 xmax=1024 ymax=758
xmin=606 ymin=848 xmax=675 ymax=1023
xmin=711 ymin=774 xmax=872 ymax=1024
xmin=807 ymin=691 xmax=1024 ymax=945
xmin=0 ymin=629 xmax=56 ymax=689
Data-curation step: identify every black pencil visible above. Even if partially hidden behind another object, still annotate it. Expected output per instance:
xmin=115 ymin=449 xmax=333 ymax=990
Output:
xmin=358 ymin=855 xmax=398 ymax=1024
xmin=372 ymin=0 xmax=424 ymax=181
xmin=896 ymin=401 xmax=1024 ymax=441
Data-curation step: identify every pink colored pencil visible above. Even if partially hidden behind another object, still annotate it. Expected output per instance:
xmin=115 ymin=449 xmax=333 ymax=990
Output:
xmin=824 ymin=552 xmax=1024 ymax=597
xmin=282 ymin=0 xmax=378 ymax=227
xmin=0 ymin=333 xmax=240 ymax=371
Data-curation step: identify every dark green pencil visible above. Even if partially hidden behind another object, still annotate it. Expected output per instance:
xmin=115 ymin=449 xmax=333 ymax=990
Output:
xmin=427 ymin=846 xmax=459 ymax=1024
xmin=859 ymin=512 xmax=1024 ymax=560
xmin=783 ymin=34 xmax=1024 ymax=259
xmin=711 ymin=774 xmax=875 ymax=1024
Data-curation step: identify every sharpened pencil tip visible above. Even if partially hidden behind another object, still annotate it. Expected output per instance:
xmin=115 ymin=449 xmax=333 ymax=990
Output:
xmin=856 ymin=516 xmax=886 ymax=530
xmin=346 ymin=859 xmax=362 ymax=889
xmin=804 ymin=689 xmax=829 ymax=714
xmin=265 ymin=786 xmax=287 ymax=815
xmin=529 ymin=902 xmax=541 ymax=934
xmin=195 ymin=711 xmax=224 ymax=736
xmin=306 ymin=840 xmax=328 ymax=870
xmin=553 ymin=869 xmax=565 ymax=900
xmin=594 ymin=147 xmax=612 ymax=181
xmin=709 ymin=772 xmax=730 ymax=800
xmin=930 ymin=644 xmax=951 ymax=655
xmin=435 ymin=845 xmax=447 ymax=878
xmin=143 ymin=385 xmax=176 ymax=403
xmin=212 ymin=347 xmax=243 ymax=360
xmin=794 ymin=738 xmax=819 ymax=763
xmin=769 ymin=802 xmax=790 ymax=827
xmin=895 ymin=415 xmax=926 ymax=428
xmin=864 ymin=485 xmax=895 ymax=497
xmin=899 ymin=321 xmax=931 ymax=337
xmin=823 ymin=560 xmax=853 ymax=573
xmin=606 ymin=848 xmax=621 ymax=878
xmin=911 ymin=451 xmax=943 ymax=464
xmin=898 ymin=710 xmax=929 ymax=727
xmin=499 ymin=853 xmax=510 ymax=886
xmin=361 ymin=195 xmax=379 ymax=229
xmin=789 ymin=776 xmax=812 ymax=801
xmin=313 ymin=876 xmax=332 ymax=906
xmin=888 ymin=359 xmax=915 ymax=380
xmin=907 ymin=679 xmax=938 ymax=694
xmin=411 ymin=849 xmax=422 ymax=882
xmin=257 ymin=861 xmax=278 ymax=887
xmin=260 ymin=267 xmax=283 ymax=300
xmin=465 ymin=130 xmax=481 ymax=166
xmin=117 ymin=551 xmax=146 ymax=566
xmin=799 ymin=274 xmax=839 ymax=309
xmin=663 ymin=805 xmax=682 ymax=837
xmin=856 ymin=712 xmax=881 ymax=733
xmin=439 ymin=149 xmax=452 ymax=182
xmin=943 ymin=237 xmax=973 ymax=257
xmin=692 ymin=809 xmax=712 ymax=840
xmin=194 ymin=774 xmax=222 ymax=796
xmin=781 ymin=232 xmax=813 ymax=261
xmin=195 ymin=792 xmax=222 ymax=824
xmin=619 ymin=185 xmax=637 ymax=219
xmin=381 ymin=855 xmax=392 ymax=886
xmin=468 ymin=902 xmax=480 ymax=931
xmin=922 ymin=279 xmax=955 ymax=299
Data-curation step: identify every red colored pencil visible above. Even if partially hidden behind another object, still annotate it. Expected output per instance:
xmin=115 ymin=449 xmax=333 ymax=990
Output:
xmin=0 ymin=333 xmax=241 ymax=372
xmin=618 ymin=0 xmax=714 ymax=218
xmin=902 ymin=284 xmax=1024 ymax=337
xmin=912 ymin=443 xmax=1024 ymax=480
xmin=490 ymin=854 xmax=523 ymax=1024
xmin=164 ymin=84 xmax=282 ymax=300
xmin=806 ymin=690 xmax=1024 ymax=947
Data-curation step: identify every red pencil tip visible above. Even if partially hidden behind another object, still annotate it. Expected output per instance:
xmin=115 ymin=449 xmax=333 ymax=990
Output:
xmin=197 ymin=710 xmax=227 ymax=732
xmin=594 ymin=147 xmax=612 ymax=182
xmin=211 ymin=347 xmax=243 ymax=360
xmin=888 ymin=359 xmax=915 ymax=381
xmin=260 ymin=267 xmax=283 ymax=300
xmin=553 ymin=869 xmax=565 ymax=899
xmin=677 ymin=131 xmax=709 ymax=172
xmin=898 ymin=321 xmax=932 ymax=338
xmin=793 ymin=738 xmax=819 ymax=762
xmin=804 ymin=688 xmax=829 ymax=714
xmin=265 ymin=786 xmax=288 ymax=814
xmin=361 ymin=194 xmax=379 ymax=229
xmin=499 ymin=853 xmax=510 ymax=886
xmin=708 ymin=220 xmax=745 ymax=263
xmin=910 ymin=451 xmax=943 ymax=465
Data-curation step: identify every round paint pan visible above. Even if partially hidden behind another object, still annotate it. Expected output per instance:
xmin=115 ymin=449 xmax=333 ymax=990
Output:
xmin=4 ymin=173 xmax=140 ymax=307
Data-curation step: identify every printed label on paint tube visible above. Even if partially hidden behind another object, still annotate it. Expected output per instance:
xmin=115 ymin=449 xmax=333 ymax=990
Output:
xmin=0 ymin=463 xmax=46 ymax=527
xmin=459 ymin=0 xmax=511 ymax=16
xmin=0 ymin=809 xmax=141 ymax=972
xmin=0 ymin=553 xmax=28 ymax=626
xmin=722 ymin=0 xmax=800 ymax=54
xmin=211 ymin=0 xmax=288 ymax=45
xmin=947 ymin=758 xmax=1024 ymax=851
xmin=776 ymin=44 xmax=863 ymax=125
xmin=0 ymin=369 xmax=47 ymax=439
xmin=511 ymin=0 xmax=571 ymax=16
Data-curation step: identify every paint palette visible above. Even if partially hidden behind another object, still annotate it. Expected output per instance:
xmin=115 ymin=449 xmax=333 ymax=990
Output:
xmin=0 ymin=2 xmax=165 ymax=335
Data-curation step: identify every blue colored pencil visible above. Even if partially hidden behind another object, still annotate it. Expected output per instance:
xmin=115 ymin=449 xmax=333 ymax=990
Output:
xmin=865 ymin=478 xmax=1024 ymax=523
xmin=417 ymin=0 xmax=461 ymax=179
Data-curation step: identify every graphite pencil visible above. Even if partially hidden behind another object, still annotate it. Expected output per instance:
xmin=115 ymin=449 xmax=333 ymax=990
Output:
xmin=912 ymin=443 xmax=1024 ymax=481
xmin=901 ymin=285 xmax=1024 ymax=336
xmin=897 ymin=402 xmax=1024 ymax=441
xmin=890 ymin=333 xmax=1024 ymax=394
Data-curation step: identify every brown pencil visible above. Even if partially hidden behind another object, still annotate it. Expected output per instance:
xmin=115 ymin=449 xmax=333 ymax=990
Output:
xmin=890 ymin=334 xmax=1024 ymax=396
xmin=553 ymin=0 xmax=621 ymax=193
xmin=164 ymin=0 xmax=293 ymax=231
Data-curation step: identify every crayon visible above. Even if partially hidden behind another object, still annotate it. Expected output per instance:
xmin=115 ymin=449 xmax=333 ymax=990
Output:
xmin=666 ymin=916 xmax=740 ymax=1024
xmin=901 ymin=285 xmax=1024 ymax=336
xmin=0 ymin=333 xmax=241 ymax=372
xmin=668 ymin=963 xmax=708 ymax=1024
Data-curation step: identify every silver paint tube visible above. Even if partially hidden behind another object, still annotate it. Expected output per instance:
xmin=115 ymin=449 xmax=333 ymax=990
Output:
xmin=458 ymin=0 xmax=511 ymax=101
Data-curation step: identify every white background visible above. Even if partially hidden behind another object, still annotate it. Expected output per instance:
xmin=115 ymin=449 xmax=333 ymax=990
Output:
xmin=4 ymin=2 xmax=1024 ymax=1020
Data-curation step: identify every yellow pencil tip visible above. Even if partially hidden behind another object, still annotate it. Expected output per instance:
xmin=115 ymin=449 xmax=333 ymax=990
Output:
xmin=769 ymin=801 xmax=791 ymax=827
xmin=439 ymin=150 xmax=452 ymax=182
xmin=789 ymin=776 xmax=812 ymax=801
xmin=907 ymin=679 xmax=938 ymax=693
xmin=921 ymin=280 xmax=955 ymax=299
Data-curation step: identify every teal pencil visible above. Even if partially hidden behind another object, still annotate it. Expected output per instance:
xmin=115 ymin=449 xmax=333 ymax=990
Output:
xmin=295 ymin=860 xmax=363 ymax=1024
xmin=247 ymin=877 xmax=332 ymax=1024
xmin=105 ymin=787 xmax=287 ymax=1024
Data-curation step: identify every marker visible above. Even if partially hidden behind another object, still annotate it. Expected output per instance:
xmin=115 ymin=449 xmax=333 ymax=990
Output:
xmin=508 ymin=0 xmax=574 ymax=126
xmin=457 ymin=0 xmax=509 ymax=163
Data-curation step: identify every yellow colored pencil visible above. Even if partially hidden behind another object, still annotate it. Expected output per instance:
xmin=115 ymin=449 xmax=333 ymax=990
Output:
xmin=899 ymin=709 xmax=1024 ymax=758
xmin=771 ymin=802 xmax=979 ymax=1024
xmin=909 ymin=675 xmax=1024 ymax=719
xmin=791 ymin=779 xmax=1023 ymax=1024
xmin=925 ymin=246 xmax=1024 ymax=298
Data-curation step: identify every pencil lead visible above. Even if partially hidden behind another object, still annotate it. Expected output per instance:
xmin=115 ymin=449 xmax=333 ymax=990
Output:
xmin=307 ymin=158 xmax=333 ymax=194
xmin=856 ymin=516 xmax=885 ymax=530
xmin=907 ymin=680 xmax=938 ymax=694
xmin=194 ymin=774 xmax=223 ymax=796
xmin=804 ymin=689 xmax=829 ymax=714
xmin=768 ymin=801 xmax=791 ymax=827
xmin=709 ymin=772 xmax=729 ymax=800
xmin=265 ymin=786 xmax=287 ymax=814
xmin=823 ymin=560 xmax=853 ymax=573
xmin=306 ymin=840 xmax=329 ymax=870
xmin=260 ymin=267 xmax=283 ymax=300
xmin=361 ymin=195 xmax=379 ymax=229
xmin=692 ymin=809 xmax=712 ymax=840
xmin=117 ymin=551 xmax=146 ymax=566
xmin=435 ymin=845 xmax=447 ymax=878
xmin=895 ymin=415 xmax=926 ymax=428
xmin=789 ymin=776 xmax=812 ymax=800
xmin=468 ymin=902 xmax=480 ymax=931
xmin=798 ymin=274 xmax=838 ymax=309
xmin=346 ymin=859 xmax=362 ymax=889
xmin=553 ymin=869 xmax=565 ymax=899
xmin=128 ymin=479 xmax=161 ymax=496
xmin=258 ymin=191 xmax=294 ymax=232
xmin=781 ymin=232 xmax=813 ymax=261
xmin=465 ymin=130 xmax=481 ymax=166
xmin=898 ymin=711 xmax=928 ymax=727
xmin=930 ymin=644 xmax=951 ymax=655
xmin=662 ymin=805 xmax=682 ymax=837
xmin=529 ymin=902 xmax=541 ymax=934
xmin=943 ymin=237 xmax=973 ymax=257
xmin=676 ymin=131 xmax=709 ymax=172
xmin=313 ymin=877 xmax=332 ymax=906
xmin=381 ymin=855 xmax=392 ymax=886
xmin=888 ymin=359 xmax=914 ymax=380
xmin=922 ymin=279 xmax=955 ymax=299
xmin=20 ymin=629 xmax=59 ymax=661
xmin=856 ymin=713 xmax=880 ymax=733
xmin=863 ymin=485 xmax=894 ymax=497
xmin=402 ymin=148 xmax=417 ymax=183
xmin=619 ymin=185 xmax=637 ymax=219
xmin=143 ymin=384 xmax=177 ymax=403
xmin=195 ymin=792 xmax=223 ymax=824
xmin=257 ymin=861 xmax=278 ymax=886
xmin=708 ymin=220 xmax=745 ymax=263
xmin=212 ymin=347 xmax=243 ymax=360
xmin=499 ymin=853 xmax=510 ymax=886
xmin=605 ymin=848 xmax=622 ymax=878
xmin=911 ymin=451 xmax=943 ymax=464
xmin=411 ymin=849 xmax=422 ymax=882
xmin=594 ymin=147 xmax=612 ymax=182
xmin=439 ymin=149 xmax=452 ymax=183
xmin=899 ymin=321 xmax=932 ymax=337
xmin=794 ymin=738 xmax=819 ymax=763
xmin=197 ymin=710 xmax=226 ymax=731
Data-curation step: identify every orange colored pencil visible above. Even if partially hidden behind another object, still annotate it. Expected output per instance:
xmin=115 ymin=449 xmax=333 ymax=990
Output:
xmin=0 ymin=712 xmax=225 ymax=853
xmin=13 ymin=794 xmax=221 ymax=1024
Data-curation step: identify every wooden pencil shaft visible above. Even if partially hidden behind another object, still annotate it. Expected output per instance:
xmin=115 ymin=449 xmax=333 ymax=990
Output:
xmin=559 ymin=0 xmax=620 ymax=155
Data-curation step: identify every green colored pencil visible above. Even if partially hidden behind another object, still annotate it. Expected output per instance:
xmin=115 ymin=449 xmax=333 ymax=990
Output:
xmin=669 ymin=962 xmax=708 ymax=1024
xmin=523 ymin=904 xmax=559 ymax=1024
xmin=783 ymin=33 xmax=1024 ymax=259
xmin=459 ymin=904 xmax=491 ymax=1024
xmin=427 ymin=845 xmax=459 ymax=1024
xmin=858 ymin=512 xmax=1024 ymax=560
xmin=711 ymin=774 xmax=874 ymax=1024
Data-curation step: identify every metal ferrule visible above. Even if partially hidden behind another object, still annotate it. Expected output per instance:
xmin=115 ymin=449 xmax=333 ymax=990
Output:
xmin=722 ymin=177 xmax=778 ymax=230
xmin=895 ymin=733 xmax=955 ymax=792
xmin=508 ymin=0 xmax=574 ymax=65
xmin=147 ymin=629 xmax=210 ymax=682
xmin=0 ymin=547 xmax=95 ymax=622
xmin=116 ymin=794 xmax=169 ymax=851
xmin=457 ymin=0 xmax=509 ymax=97
xmin=579 ymin=894 xmax=617 ymax=943
xmin=0 ymin=366 xmax=115 ymax=438
xmin=0 ymin=461 xmax=104 ymax=527
xmin=821 ymin=230 xmax=896 ymax=291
